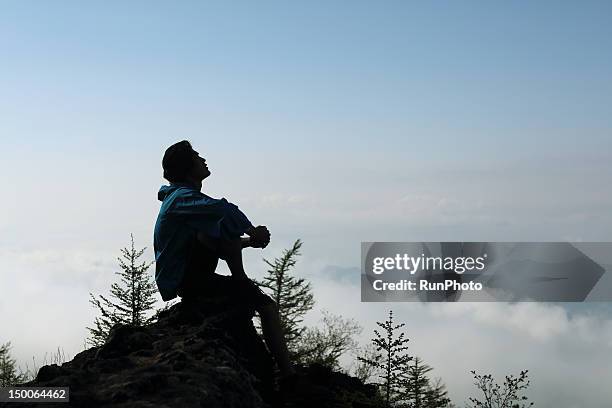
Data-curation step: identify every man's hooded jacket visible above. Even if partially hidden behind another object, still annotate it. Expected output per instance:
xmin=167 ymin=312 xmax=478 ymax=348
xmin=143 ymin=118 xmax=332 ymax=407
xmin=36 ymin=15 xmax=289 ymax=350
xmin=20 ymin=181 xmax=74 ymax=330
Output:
xmin=153 ymin=183 xmax=253 ymax=301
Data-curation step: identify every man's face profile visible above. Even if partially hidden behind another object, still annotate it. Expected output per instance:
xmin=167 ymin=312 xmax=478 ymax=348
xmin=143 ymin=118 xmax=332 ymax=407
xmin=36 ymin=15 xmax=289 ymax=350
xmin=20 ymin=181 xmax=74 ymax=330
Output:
xmin=191 ymin=150 xmax=211 ymax=181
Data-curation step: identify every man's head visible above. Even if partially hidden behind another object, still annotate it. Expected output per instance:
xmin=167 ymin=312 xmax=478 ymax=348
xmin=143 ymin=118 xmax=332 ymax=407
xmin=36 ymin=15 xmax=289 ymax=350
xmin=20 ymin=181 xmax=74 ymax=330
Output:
xmin=162 ymin=140 xmax=210 ymax=183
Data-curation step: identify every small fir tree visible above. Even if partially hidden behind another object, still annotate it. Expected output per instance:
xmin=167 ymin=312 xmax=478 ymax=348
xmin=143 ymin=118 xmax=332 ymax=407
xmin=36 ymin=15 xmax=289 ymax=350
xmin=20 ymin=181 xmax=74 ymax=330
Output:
xmin=87 ymin=234 xmax=157 ymax=347
xmin=256 ymin=239 xmax=314 ymax=351
xmin=402 ymin=356 xmax=433 ymax=408
xmin=358 ymin=310 xmax=413 ymax=408
xmin=424 ymin=377 xmax=451 ymax=408
xmin=0 ymin=342 xmax=24 ymax=386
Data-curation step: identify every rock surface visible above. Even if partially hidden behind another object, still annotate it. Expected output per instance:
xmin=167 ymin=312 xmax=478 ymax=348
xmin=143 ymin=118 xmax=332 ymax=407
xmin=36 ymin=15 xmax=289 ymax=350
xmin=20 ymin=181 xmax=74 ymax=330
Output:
xmin=5 ymin=299 xmax=381 ymax=408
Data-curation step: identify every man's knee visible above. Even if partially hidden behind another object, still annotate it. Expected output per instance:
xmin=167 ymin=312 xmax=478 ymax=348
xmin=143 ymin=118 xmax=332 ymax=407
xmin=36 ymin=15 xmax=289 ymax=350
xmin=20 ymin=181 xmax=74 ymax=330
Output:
xmin=216 ymin=238 xmax=242 ymax=260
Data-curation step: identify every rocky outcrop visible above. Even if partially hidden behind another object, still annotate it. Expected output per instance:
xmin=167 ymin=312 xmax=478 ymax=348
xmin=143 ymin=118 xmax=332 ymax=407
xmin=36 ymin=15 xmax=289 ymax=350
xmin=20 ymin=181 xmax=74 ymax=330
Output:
xmin=7 ymin=299 xmax=381 ymax=408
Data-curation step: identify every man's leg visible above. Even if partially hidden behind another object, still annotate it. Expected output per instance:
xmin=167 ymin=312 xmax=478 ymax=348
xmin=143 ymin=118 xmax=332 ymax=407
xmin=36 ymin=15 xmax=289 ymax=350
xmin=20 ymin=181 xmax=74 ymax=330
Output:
xmin=197 ymin=233 xmax=248 ymax=279
xmin=204 ymin=236 xmax=294 ymax=376
xmin=257 ymin=301 xmax=294 ymax=377
xmin=218 ymin=238 xmax=248 ymax=280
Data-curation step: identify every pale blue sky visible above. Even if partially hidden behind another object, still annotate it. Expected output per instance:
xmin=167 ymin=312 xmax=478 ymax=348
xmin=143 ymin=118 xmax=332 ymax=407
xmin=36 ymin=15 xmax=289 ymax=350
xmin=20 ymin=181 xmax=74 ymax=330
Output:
xmin=1 ymin=2 xmax=612 ymax=405
xmin=2 ymin=1 xmax=612 ymax=157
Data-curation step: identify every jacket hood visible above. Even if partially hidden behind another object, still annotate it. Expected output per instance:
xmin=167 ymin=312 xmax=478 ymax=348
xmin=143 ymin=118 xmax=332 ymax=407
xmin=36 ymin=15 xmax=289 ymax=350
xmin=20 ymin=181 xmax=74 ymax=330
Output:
xmin=158 ymin=183 xmax=195 ymax=201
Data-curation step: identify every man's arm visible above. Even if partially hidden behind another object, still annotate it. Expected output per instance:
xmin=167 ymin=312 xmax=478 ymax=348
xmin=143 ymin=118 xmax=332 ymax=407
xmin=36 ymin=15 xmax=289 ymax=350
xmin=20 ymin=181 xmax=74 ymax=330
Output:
xmin=172 ymin=191 xmax=254 ymax=241
xmin=241 ymin=237 xmax=251 ymax=248
xmin=205 ymin=233 xmax=267 ymax=250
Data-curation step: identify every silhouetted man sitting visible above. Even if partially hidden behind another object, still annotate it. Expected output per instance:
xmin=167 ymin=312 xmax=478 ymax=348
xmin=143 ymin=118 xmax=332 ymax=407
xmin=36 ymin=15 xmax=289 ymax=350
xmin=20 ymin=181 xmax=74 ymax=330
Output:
xmin=153 ymin=140 xmax=293 ymax=377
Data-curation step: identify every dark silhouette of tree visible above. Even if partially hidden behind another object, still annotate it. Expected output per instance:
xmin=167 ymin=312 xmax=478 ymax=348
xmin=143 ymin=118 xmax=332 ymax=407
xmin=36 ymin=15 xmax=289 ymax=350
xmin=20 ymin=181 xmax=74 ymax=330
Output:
xmin=399 ymin=357 xmax=451 ymax=408
xmin=358 ymin=310 xmax=413 ymax=408
xmin=424 ymin=377 xmax=451 ymax=408
xmin=468 ymin=369 xmax=534 ymax=408
xmin=0 ymin=342 xmax=24 ymax=386
xmin=87 ymin=234 xmax=157 ymax=347
xmin=294 ymin=310 xmax=362 ymax=369
xmin=402 ymin=356 xmax=433 ymax=407
xmin=256 ymin=239 xmax=314 ymax=351
xmin=257 ymin=239 xmax=362 ymax=369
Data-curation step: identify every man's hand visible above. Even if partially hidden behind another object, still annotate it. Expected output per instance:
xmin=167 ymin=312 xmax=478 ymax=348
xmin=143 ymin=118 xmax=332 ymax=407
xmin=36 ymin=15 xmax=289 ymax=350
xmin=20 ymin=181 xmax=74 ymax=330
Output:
xmin=248 ymin=225 xmax=270 ymax=248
